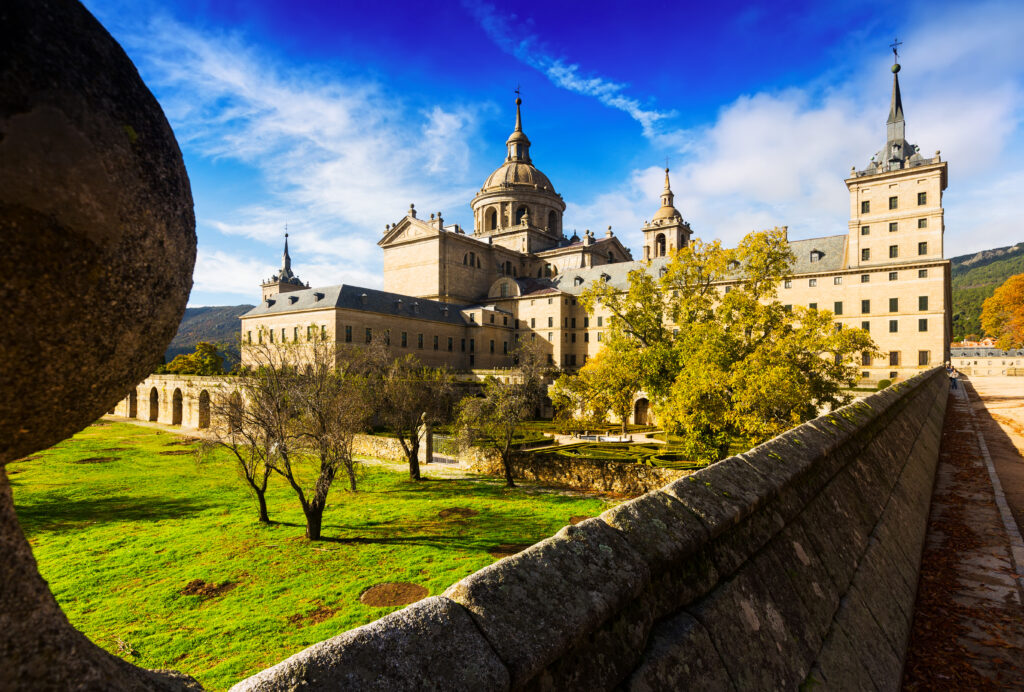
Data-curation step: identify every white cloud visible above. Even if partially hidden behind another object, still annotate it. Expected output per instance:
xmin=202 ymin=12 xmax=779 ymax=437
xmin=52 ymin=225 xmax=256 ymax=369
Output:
xmin=191 ymin=249 xmax=275 ymax=297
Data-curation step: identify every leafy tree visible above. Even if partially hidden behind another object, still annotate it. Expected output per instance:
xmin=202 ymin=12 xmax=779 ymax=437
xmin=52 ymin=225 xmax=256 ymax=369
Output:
xmin=455 ymin=341 xmax=547 ymax=488
xmin=581 ymin=228 xmax=878 ymax=462
xmin=160 ymin=341 xmax=226 ymax=375
xmin=377 ymin=354 xmax=457 ymax=481
xmin=981 ymin=273 xmax=1024 ymax=348
xmin=549 ymin=372 xmax=601 ymax=434
xmin=550 ymin=349 xmax=644 ymax=434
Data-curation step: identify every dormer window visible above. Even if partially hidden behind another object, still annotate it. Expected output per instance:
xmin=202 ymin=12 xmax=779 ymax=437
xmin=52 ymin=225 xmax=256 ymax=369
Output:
xmin=574 ymin=277 xmax=584 ymax=286
xmin=288 ymin=295 xmax=299 ymax=304
xmin=810 ymin=250 xmax=823 ymax=263
xmin=728 ymin=260 xmax=740 ymax=270
xmin=600 ymin=273 xmax=611 ymax=282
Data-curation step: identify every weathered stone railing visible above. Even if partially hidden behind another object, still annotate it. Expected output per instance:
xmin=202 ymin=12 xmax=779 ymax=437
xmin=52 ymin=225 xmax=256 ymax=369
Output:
xmin=230 ymin=367 xmax=947 ymax=690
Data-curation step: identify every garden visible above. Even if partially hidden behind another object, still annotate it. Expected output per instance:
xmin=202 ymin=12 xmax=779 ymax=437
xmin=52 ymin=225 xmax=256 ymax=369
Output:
xmin=544 ymin=441 xmax=710 ymax=471
xmin=8 ymin=421 xmax=613 ymax=690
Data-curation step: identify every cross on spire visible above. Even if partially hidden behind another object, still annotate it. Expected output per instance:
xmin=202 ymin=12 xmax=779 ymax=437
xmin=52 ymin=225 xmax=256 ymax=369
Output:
xmin=890 ymin=37 xmax=902 ymax=62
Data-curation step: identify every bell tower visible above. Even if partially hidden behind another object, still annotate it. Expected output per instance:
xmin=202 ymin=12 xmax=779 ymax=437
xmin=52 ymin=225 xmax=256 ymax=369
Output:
xmin=642 ymin=168 xmax=691 ymax=260
xmin=260 ymin=233 xmax=308 ymax=300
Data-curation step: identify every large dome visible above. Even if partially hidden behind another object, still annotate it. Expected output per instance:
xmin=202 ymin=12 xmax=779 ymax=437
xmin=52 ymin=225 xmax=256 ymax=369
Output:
xmin=483 ymin=161 xmax=555 ymax=192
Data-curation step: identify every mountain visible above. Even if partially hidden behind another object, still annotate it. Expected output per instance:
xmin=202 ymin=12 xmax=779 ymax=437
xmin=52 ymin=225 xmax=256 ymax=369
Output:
xmin=951 ymin=242 xmax=1024 ymax=340
xmin=165 ymin=305 xmax=253 ymax=364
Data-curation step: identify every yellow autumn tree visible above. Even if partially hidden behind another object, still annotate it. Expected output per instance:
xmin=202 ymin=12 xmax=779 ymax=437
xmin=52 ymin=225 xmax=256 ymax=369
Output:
xmin=981 ymin=273 xmax=1024 ymax=349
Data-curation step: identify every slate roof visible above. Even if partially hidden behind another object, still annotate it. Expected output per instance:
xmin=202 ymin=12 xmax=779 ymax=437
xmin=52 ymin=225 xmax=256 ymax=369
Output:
xmin=951 ymin=347 xmax=1024 ymax=357
xmin=242 ymin=284 xmax=470 ymax=325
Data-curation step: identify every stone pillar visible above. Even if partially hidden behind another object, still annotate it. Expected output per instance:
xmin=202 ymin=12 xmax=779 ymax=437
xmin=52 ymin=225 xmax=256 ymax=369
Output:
xmin=417 ymin=419 xmax=433 ymax=465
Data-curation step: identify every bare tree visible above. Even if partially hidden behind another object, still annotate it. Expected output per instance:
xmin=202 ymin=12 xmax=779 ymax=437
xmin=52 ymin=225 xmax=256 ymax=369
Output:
xmin=199 ymin=339 xmax=296 ymax=524
xmin=377 ymin=354 xmax=457 ymax=480
xmin=269 ymin=335 xmax=380 ymax=540
xmin=455 ymin=341 xmax=548 ymax=488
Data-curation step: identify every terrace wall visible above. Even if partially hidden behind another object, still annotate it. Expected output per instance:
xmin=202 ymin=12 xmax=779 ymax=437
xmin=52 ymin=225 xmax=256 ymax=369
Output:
xmin=231 ymin=367 xmax=948 ymax=691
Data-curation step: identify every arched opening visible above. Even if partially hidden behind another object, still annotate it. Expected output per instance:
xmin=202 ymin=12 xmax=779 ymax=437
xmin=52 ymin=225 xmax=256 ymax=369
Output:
xmin=515 ymin=205 xmax=528 ymax=225
xmin=198 ymin=390 xmax=210 ymax=429
xmin=548 ymin=210 xmax=558 ymax=234
xmin=228 ymin=392 xmax=243 ymax=433
xmin=149 ymin=387 xmax=159 ymax=421
xmin=128 ymin=389 xmax=137 ymax=418
xmin=607 ymin=250 xmax=614 ymax=263
xmin=463 ymin=253 xmax=468 ymax=265
xmin=634 ymin=398 xmax=649 ymax=426
xmin=655 ymin=233 xmax=666 ymax=257
xmin=172 ymin=388 xmax=183 ymax=426
xmin=487 ymin=208 xmax=498 ymax=230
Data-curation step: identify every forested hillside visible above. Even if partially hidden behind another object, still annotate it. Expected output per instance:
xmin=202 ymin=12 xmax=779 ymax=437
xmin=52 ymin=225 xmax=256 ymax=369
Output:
xmin=165 ymin=305 xmax=253 ymax=364
xmin=951 ymin=243 xmax=1024 ymax=340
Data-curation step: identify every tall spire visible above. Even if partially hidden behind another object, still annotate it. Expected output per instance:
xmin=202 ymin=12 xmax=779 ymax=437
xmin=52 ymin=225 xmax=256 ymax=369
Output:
xmin=506 ymin=93 xmax=531 ymax=163
xmin=282 ymin=231 xmax=292 ymax=275
xmin=886 ymin=63 xmax=905 ymax=146
xmin=661 ymin=167 xmax=674 ymax=208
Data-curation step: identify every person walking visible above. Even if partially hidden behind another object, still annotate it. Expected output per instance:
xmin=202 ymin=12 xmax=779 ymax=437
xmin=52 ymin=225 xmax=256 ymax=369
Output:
xmin=950 ymin=368 xmax=960 ymax=390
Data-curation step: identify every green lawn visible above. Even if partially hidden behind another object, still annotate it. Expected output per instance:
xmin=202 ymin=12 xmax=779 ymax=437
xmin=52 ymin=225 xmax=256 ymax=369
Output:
xmin=8 ymin=422 xmax=613 ymax=690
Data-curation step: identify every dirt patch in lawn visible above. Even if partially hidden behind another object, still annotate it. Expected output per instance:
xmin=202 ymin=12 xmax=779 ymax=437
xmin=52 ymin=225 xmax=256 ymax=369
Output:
xmin=288 ymin=603 xmax=338 ymax=625
xmin=569 ymin=515 xmax=590 ymax=525
xmin=73 ymin=457 xmax=116 ymax=464
xmin=181 ymin=579 xmax=237 ymax=599
xmin=159 ymin=450 xmax=195 ymax=456
xmin=487 ymin=543 xmax=535 ymax=559
xmin=438 ymin=507 xmax=479 ymax=519
xmin=359 ymin=582 xmax=428 ymax=607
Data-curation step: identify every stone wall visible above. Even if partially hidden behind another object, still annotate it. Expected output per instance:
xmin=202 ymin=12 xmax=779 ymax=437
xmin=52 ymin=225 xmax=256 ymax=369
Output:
xmin=352 ymin=434 xmax=407 ymax=462
xmin=465 ymin=450 xmax=690 ymax=496
xmin=230 ymin=367 xmax=948 ymax=691
xmin=113 ymin=375 xmax=231 ymax=430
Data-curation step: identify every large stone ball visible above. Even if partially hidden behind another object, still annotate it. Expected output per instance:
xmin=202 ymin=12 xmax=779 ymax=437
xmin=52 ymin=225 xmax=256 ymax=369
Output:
xmin=0 ymin=0 xmax=196 ymax=463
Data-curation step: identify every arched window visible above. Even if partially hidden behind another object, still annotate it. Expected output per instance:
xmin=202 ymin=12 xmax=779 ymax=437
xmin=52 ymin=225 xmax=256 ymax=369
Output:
xmin=607 ymin=250 xmax=614 ymax=263
xmin=655 ymin=233 xmax=666 ymax=257
xmin=515 ymin=205 xmax=528 ymax=225
xmin=500 ymin=282 xmax=509 ymax=297
xmin=469 ymin=252 xmax=475 ymax=267
xmin=548 ymin=210 xmax=558 ymax=234
xmin=487 ymin=208 xmax=498 ymax=230
xmin=463 ymin=253 xmax=468 ymax=265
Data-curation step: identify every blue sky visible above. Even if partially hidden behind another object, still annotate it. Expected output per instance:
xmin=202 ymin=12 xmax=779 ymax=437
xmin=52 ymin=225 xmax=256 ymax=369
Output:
xmin=84 ymin=0 xmax=1024 ymax=306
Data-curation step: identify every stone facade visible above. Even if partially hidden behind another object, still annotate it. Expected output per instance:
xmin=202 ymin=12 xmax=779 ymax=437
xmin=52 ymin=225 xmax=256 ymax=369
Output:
xmin=240 ymin=63 xmax=951 ymax=384
xmin=951 ymin=346 xmax=1024 ymax=376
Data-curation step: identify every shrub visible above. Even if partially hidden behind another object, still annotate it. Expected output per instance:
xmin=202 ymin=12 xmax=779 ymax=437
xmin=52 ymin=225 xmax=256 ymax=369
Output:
xmin=877 ymin=379 xmax=892 ymax=390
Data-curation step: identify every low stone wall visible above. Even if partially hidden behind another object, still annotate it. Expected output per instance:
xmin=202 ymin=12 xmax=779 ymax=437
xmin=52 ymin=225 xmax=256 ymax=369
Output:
xmin=465 ymin=451 xmax=690 ymax=496
xmin=113 ymin=375 xmax=232 ymax=430
xmin=352 ymin=434 xmax=407 ymax=462
xmin=231 ymin=367 xmax=948 ymax=691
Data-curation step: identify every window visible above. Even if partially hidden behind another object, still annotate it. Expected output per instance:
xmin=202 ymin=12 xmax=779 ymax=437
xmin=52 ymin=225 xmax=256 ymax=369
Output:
xmin=597 ymin=332 xmax=603 ymax=342
xmin=548 ymin=332 xmax=553 ymax=341
xmin=530 ymin=317 xmax=536 ymax=328
xmin=571 ymin=317 xmax=576 ymax=328
xmin=460 ymin=338 xmax=465 ymax=352
xmin=503 ymin=341 xmax=508 ymax=354
xmin=321 ymin=325 xmax=326 ymax=340
xmin=269 ymin=330 xmax=274 ymax=343
xmin=918 ymin=269 xmax=928 ymax=278
xmin=889 ymin=271 xmax=898 ymax=281
xmin=384 ymin=330 xmax=391 ymax=346
xmin=281 ymin=328 xmax=286 ymax=342
xmin=889 ymin=222 xmax=899 ymax=233
xmin=917 ymin=192 xmax=927 ymax=206
xmin=293 ymin=327 xmax=299 ymax=341
xmin=469 ymin=338 xmax=475 ymax=353
xmin=862 ymin=299 xmax=871 ymax=313
xmin=861 ymin=225 xmax=870 ymax=235
xmin=889 ymin=245 xmax=898 ymax=258
xmin=584 ymin=333 xmax=589 ymax=342
xmin=862 ymin=248 xmax=871 ymax=261
xmin=861 ymin=200 xmax=870 ymax=213
xmin=809 ymin=303 xmax=818 ymax=311
xmin=247 ymin=331 xmax=252 ymax=343
xmin=548 ymin=317 xmax=553 ymax=328
xmin=861 ymin=274 xmax=870 ymax=283
xmin=784 ymin=279 xmax=792 ymax=288
xmin=547 ymin=298 xmax=553 ymax=304
xmin=918 ymin=242 xmax=928 ymax=255
xmin=307 ymin=326 xmax=313 ymax=340
xmin=890 ymin=351 xmax=900 ymax=366
xmin=918 ymin=218 xmax=928 ymax=229
xmin=809 ymin=279 xmax=817 ymax=287
xmin=583 ymin=317 xmax=589 ymax=327
xmin=564 ymin=318 xmax=568 ymax=328
xmin=862 ymin=371 xmax=870 ymax=378
xmin=889 ymin=319 xmax=898 ymax=333
xmin=918 ymin=350 xmax=930 ymax=366
xmin=862 ymin=352 xmax=872 ymax=366
xmin=401 ymin=331 xmax=407 ymax=347
xmin=810 ymin=251 xmax=822 ymax=262
xmin=490 ymin=314 xmax=495 ymax=324
xmin=919 ymin=296 xmax=928 ymax=311
xmin=861 ymin=321 xmax=870 ymax=332
xmin=890 ymin=371 xmax=898 ymax=378
xmin=834 ymin=301 xmax=843 ymax=315
xmin=448 ymin=337 xmax=453 ymax=352
xmin=571 ymin=333 xmax=576 ymax=343
xmin=597 ymin=316 xmax=603 ymax=327
xmin=834 ymin=276 xmax=842 ymax=285
xmin=489 ymin=340 xmax=495 ymax=353
xmin=418 ymin=333 xmax=424 ymax=349
xmin=433 ymin=335 xmax=439 ymax=350
xmin=783 ymin=304 xmax=792 ymax=313
xmin=889 ymin=196 xmax=898 ymax=209
xmin=345 ymin=325 xmax=352 ymax=343
xmin=889 ymin=298 xmax=899 ymax=312
xmin=918 ymin=318 xmax=928 ymax=332
xmin=725 ymin=286 xmax=733 ymax=294
xmin=365 ymin=328 xmax=372 ymax=343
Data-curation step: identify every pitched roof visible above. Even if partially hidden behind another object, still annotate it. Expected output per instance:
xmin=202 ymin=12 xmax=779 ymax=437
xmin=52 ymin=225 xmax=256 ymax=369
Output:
xmin=242 ymin=284 xmax=470 ymax=325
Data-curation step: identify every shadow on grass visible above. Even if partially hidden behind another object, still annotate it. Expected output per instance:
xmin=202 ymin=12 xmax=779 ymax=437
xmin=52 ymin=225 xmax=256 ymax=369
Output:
xmin=14 ymin=494 xmax=212 ymax=534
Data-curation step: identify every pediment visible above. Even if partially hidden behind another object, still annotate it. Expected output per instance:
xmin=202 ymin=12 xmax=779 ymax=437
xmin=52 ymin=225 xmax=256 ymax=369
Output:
xmin=378 ymin=217 xmax=438 ymax=247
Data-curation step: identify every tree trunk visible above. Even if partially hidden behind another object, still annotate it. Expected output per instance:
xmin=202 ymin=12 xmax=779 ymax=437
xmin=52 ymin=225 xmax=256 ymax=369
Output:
xmin=304 ymin=507 xmax=323 ymax=541
xmin=408 ymin=437 xmax=421 ymax=481
xmin=256 ymin=491 xmax=270 ymax=524
xmin=346 ymin=462 xmax=357 ymax=492
xmin=502 ymin=451 xmax=516 ymax=488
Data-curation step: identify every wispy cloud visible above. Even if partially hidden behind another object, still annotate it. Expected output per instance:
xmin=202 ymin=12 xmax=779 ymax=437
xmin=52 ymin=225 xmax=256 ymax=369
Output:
xmin=124 ymin=15 xmax=484 ymax=295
